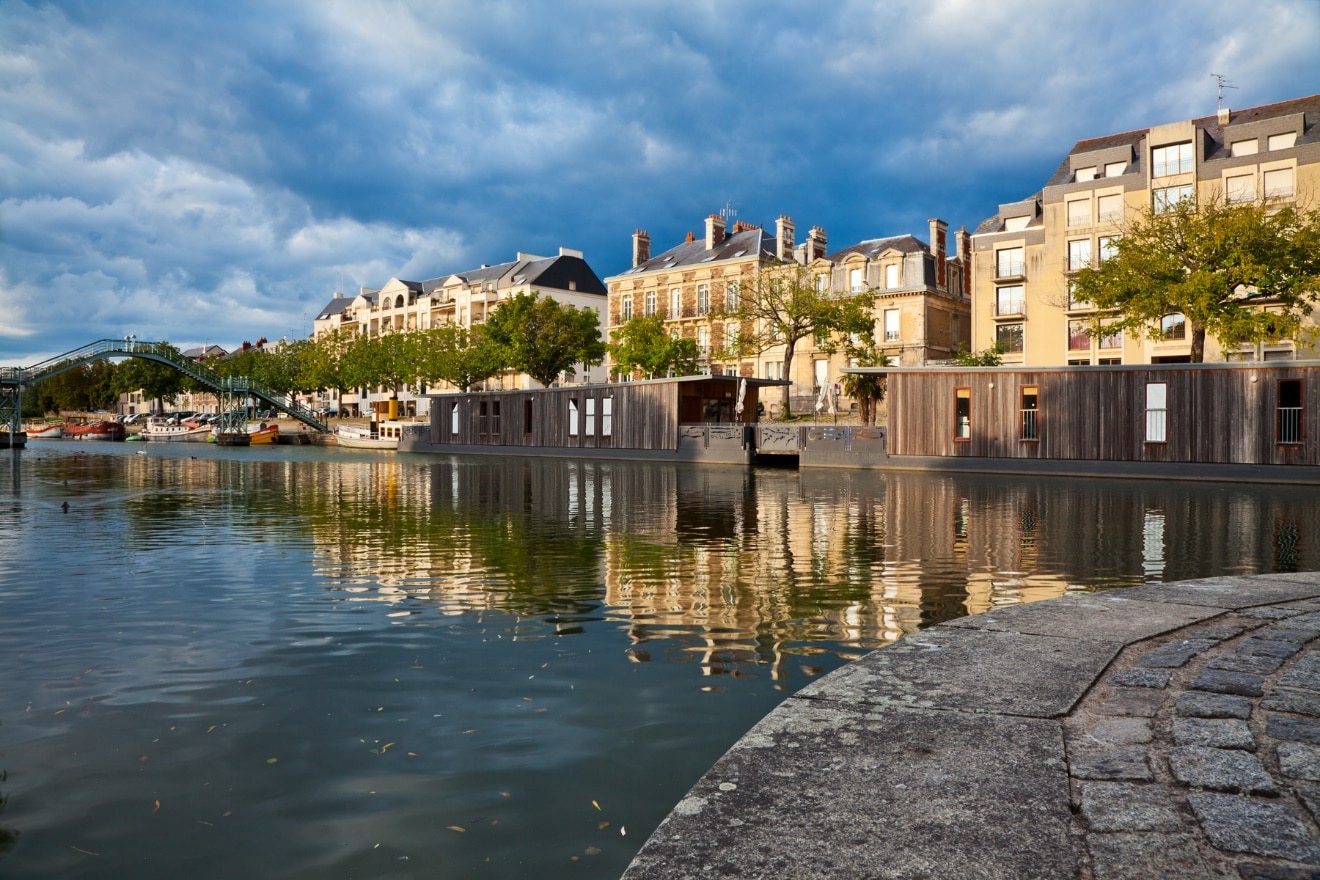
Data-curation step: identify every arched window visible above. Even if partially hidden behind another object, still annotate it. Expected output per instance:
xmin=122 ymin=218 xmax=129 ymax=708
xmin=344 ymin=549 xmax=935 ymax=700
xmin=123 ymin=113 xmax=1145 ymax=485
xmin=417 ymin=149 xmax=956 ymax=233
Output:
xmin=395 ymin=295 xmax=404 ymax=308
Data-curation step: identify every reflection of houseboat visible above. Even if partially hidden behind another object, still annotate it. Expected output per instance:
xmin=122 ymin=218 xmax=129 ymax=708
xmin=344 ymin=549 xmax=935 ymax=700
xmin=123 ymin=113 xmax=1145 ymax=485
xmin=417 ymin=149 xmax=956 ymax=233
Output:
xmin=141 ymin=419 xmax=210 ymax=442
xmin=64 ymin=421 xmax=127 ymax=441
xmin=404 ymin=375 xmax=787 ymax=464
xmin=336 ymin=421 xmax=404 ymax=450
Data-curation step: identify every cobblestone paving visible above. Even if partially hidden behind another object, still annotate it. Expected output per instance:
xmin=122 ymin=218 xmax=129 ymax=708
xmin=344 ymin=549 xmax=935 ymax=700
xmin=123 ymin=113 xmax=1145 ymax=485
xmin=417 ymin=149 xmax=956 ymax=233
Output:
xmin=1066 ymin=599 xmax=1320 ymax=879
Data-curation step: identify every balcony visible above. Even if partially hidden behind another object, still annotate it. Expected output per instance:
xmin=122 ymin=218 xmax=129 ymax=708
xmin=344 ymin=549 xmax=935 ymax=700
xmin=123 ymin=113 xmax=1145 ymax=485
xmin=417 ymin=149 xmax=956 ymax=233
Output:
xmin=994 ymin=261 xmax=1026 ymax=282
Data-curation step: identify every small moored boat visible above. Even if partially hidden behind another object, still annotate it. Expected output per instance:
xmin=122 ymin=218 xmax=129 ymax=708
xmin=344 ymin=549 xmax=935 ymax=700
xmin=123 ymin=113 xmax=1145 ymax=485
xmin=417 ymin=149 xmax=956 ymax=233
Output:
xmin=141 ymin=418 xmax=210 ymax=442
xmin=64 ymin=421 xmax=127 ymax=441
xmin=24 ymin=421 xmax=65 ymax=439
xmin=335 ymin=421 xmax=403 ymax=450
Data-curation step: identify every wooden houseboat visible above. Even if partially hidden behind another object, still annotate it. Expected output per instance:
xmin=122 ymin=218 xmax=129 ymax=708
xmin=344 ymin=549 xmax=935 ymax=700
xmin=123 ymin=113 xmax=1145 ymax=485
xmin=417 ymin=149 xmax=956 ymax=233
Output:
xmin=403 ymin=375 xmax=788 ymax=464
xmin=827 ymin=362 xmax=1320 ymax=483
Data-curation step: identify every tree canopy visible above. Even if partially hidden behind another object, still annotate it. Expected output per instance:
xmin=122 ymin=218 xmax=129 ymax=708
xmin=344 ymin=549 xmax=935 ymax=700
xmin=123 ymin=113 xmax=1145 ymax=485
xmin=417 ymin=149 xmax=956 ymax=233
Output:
xmin=1071 ymin=194 xmax=1320 ymax=362
xmin=420 ymin=324 xmax=507 ymax=391
xmin=113 ymin=342 xmax=186 ymax=410
xmin=717 ymin=263 xmax=876 ymax=416
xmin=484 ymin=292 xmax=605 ymax=387
xmin=607 ymin=314 xmax=700 ymax=379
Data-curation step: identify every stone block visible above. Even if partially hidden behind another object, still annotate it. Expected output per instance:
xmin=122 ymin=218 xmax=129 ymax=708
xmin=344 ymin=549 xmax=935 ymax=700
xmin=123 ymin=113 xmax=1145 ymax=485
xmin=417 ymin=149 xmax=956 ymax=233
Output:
xmin=1268 ymin=715 xmax=1320 ymax=745
xmin=1277 ymin=742 xmax=1320 ymax=782
xmin=1175 ymin=692 xmax=1253 ymax=720
xmin=1263 ymin=687 xmax=1320 ymax=717
xmin=1108 ymin=669 xmax=1172 ymax=688
xmin=1135 ymin=638 xmax=1220 ymax=668
xmin=1192 ymin=669 xmax=1265 ymax=697
xmin=1169 ymin=746 xmax=1277 ymax=795
xmin=1087 ymin=718 xmax=1154 ymax=746
xmin=1187 ymin=792 xmax=1320 ymax=862
xmin=1208 ymin=654 xmax=1286 ymax=675
xmin=1085 ymin=832 xmax=1207 ymax=880
xmin=1070 ymin=748 xmax=1155 ymax=782
xmin=1092 ymin=687 xmax=1167 ymax=718
xmin=1239 ymin=638 xmax=1304 ymax=659
xmin=1171 ymin=717 xmax=1256 ymax=751
xmin=1077 ymin=782 xmax=1184 ymax=832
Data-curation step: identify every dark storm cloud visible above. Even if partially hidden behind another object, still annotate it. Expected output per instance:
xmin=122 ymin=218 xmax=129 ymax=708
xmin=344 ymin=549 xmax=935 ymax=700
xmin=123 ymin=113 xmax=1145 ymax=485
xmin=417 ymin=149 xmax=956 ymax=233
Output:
xmin=2 ymin=0 xmax=1317 ymax=362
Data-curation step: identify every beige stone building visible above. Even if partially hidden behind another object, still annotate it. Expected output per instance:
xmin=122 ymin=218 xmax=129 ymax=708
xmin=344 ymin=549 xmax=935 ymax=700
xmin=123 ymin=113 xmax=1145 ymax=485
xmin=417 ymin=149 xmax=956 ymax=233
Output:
xmin=970 ymin=93 xmax=1320 ymax=365
xmin=605 ymin=213 xmax=970 ymax=415
xmin=311 ymin=249 xmax=607 ymax=416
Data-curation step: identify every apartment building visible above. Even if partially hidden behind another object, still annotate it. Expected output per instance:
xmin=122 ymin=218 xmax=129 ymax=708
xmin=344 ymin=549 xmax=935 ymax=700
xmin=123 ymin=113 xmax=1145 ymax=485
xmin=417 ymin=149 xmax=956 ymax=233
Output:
xmin=311 ymin=248 xmax=607 ymax=416
xmin=971 ymin=93 xmax=1320 ymax=365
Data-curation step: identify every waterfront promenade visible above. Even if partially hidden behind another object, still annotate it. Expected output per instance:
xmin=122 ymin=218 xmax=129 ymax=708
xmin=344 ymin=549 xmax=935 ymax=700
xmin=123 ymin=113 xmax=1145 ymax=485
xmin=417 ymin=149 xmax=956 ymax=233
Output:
xmin=622 ymin=573 xmax=1320 ymax=879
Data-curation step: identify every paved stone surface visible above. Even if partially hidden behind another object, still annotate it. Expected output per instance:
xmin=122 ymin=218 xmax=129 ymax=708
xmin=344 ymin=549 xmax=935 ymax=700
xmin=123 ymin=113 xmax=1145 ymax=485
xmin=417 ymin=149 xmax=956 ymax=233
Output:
xmin=622 ymin=574 xmax=1320 ymax=880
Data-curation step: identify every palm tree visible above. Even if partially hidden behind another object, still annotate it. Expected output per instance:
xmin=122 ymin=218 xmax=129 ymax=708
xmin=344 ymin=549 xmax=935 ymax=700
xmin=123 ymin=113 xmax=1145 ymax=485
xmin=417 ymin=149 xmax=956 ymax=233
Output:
xmin=840 ymin=349 xmax=890 ymax=426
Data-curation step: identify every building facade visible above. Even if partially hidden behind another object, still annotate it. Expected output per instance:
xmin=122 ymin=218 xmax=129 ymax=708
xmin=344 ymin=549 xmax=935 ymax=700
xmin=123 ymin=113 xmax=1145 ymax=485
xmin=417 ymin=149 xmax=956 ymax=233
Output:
xmin=971 ymin=94 xmax=1320 ymax=366
xmin=311 ymin=248 xmax=607 ymax=417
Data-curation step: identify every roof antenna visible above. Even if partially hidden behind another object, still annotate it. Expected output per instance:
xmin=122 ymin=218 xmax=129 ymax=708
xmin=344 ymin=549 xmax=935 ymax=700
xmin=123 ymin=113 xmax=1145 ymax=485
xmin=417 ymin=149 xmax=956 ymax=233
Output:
xmin=720 ymin=200 xmax=737 ymax=227
xmin=1211 ymin=73 xmax=1237 ymax=113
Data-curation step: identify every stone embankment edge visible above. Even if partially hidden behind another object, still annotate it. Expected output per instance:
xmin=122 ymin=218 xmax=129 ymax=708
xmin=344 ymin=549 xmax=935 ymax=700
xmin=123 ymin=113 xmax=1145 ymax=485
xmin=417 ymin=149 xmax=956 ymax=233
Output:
xmin=620 ymin=572 xmax=1320 ymax=880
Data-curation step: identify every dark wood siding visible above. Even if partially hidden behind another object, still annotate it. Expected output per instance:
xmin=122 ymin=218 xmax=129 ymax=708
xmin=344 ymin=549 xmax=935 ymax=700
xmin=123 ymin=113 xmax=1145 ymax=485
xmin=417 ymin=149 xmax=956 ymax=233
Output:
xmin=889 ymin=365 xmax=1320 ymax=466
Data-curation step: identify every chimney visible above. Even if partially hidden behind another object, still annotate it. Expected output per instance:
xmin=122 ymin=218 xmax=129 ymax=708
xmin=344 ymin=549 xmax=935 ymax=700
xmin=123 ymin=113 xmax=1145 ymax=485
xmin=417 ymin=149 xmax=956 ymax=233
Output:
xmin=807 ymin=226 xmax=828 ymax=262
xmin=1218 ymin=106 xmax=1231 ymax=126
xmin=686 ymin=231 xmax=695 ymax=243
xmin=776 ymin=215 xmax=796 ymax=262
xmin=632 ymin=229 xmax=651 ymax=267
xmin=929 ymin=218 xmax=948 ymax=288
xmin=956 ymin=226 xmax=971 ymax=296
xmin=705 ymin=214 xmax=726 ymax=250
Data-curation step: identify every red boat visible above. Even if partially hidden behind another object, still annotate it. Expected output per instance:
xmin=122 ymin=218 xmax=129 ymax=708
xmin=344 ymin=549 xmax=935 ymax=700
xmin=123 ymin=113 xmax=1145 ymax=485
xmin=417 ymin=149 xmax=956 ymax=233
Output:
xmin=63 ymin=420 xmax=127 ymax=442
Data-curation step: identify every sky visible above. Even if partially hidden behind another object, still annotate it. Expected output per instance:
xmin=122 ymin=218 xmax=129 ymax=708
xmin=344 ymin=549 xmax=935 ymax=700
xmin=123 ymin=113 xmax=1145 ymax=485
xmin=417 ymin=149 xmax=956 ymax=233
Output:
xmin=2 ymin=0 xmax=1319 ymax=364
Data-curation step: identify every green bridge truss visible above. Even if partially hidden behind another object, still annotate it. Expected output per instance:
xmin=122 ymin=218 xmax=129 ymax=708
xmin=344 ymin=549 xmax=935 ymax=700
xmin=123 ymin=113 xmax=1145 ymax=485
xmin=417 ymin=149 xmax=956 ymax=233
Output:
xmin=0 ymin=338 xmax=329 ymax=439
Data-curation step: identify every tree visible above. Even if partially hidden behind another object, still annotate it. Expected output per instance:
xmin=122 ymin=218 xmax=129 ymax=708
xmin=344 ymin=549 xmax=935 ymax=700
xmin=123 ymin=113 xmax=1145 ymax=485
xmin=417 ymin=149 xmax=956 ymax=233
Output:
xmin=950 ymin=342 xmax=1006 ymax=366
xmin=607 ymin=314 xmax=700 ymax=379
xmin=484 ymin=292 xmax=605 ymax=387
xmin=420 ymin=324 xmax=508 ymax=391
xmin=114 ymin=343 xmax=186 ymax=411
xmin=717 ymin=263 xmax=876 ymax=417
xmin=1071 ymin=194 xmax=1320 ymax=362
xmin=839 ymin=346 xmax=890 ymax=426
xmin=302 ymin=329 xmax=355 ymax=411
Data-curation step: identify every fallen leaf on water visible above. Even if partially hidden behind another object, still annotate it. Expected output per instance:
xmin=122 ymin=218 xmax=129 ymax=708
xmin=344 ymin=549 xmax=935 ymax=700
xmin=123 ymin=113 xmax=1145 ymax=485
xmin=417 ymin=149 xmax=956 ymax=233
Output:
xmin=54 ymin=709 xmax=66 ymax=716
xmin=500 ymin=791 xmax=510 ymax=798
xmin=207 ymin=725 xmax=217 ymax=733
xmin=597 ymin=821 xmax=610 ymax=830
xmin=152 ymin=799 xmax=160 ymax=814
xmin=407 ymin=751 xmax=418 ymax=757
xmin=585 ymin=846 xmax=602 ymax=856
xmin=620 ymin=826 xmax=626 ymax=836
xmin=462 ymin=729 xmax=477 ymax=734
xmin=266 ymin=758 xmax=278 ymax=764
xmin=447 ymin=825 xmax=466 ymax=833
xmin=223 ymin=810 xmax=232 ymax=817
xmin=591 ymin=800 xmax=601 ymax=811
xmin=379 ymin=742 xmax=395 ymax=755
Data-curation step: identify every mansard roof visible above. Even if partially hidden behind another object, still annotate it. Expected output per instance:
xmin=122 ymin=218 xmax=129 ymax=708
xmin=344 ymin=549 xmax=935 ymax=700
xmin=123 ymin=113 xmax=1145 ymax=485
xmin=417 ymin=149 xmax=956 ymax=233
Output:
xmin=826 ymin=234 xmax=926 ymax=262
xmin=620 ymin=227 xmax=776 ymax=275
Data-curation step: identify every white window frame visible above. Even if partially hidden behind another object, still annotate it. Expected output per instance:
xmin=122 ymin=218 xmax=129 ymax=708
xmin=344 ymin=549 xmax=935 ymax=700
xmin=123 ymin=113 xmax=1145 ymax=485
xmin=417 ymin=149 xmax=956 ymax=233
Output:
xmin=697 ymin=284 xmax=710 ymax=315
xmin=644 ymin=290 xmax=656 ymax=316
xmin=1066 ymin=198 xmax=1091 ymax=228
xmin=1145 ymin=383 xmax=1167 ymax=443
xmin=621 ymin=294 xmax=633 ymax=321
xmin=1152 ymin=142 xmax=1194 ymax=177
xmin=602 ymin=398 xmax=613 ymax=437
xmin=1264 ymin=167 xmax=1296 ymax=200
xmin=885 ymin=264 xmax=899 ymax=289
xmin=884 ymin=308 xmax=900 ymax=341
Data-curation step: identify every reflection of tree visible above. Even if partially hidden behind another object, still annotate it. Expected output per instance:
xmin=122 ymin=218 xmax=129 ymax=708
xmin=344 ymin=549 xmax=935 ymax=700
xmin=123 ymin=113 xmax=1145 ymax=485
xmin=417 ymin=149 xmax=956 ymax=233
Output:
xmin=1 ymin=726 xmax=17 ymax=857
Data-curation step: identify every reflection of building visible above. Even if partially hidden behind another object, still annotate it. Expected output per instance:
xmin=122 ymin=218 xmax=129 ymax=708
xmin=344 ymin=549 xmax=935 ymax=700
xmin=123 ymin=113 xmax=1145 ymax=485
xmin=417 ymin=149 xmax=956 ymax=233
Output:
xmin=971 ymin=93 xmax=1320 ymax=365
xmin=311 ymin=249 xmax=608 ymax=417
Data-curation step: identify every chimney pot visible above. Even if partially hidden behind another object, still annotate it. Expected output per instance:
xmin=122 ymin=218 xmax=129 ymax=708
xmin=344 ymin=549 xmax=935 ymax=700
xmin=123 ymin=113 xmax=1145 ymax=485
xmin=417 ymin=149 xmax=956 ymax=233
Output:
xmin=1218 ymin=106 xmax=1231 ymax=126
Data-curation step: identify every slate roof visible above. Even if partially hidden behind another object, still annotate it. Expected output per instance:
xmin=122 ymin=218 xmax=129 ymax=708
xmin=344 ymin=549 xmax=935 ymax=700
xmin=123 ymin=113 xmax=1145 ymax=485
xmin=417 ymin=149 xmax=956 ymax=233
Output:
xmin=313 ymin=294 xmax=356 ymax=322
xmin=620 ymin=227 xmax=776 ymax=275
xmin=826 ymin=235 xmax=926 ymax=262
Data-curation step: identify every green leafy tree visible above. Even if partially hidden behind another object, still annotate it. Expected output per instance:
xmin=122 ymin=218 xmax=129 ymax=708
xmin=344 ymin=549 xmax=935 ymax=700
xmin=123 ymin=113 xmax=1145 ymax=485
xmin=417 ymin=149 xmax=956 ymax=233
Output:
xmin=114 ymin=343 xmax=186 ymax=411
xmin=950 ymin=342 xmax=1006 ymax=366
xmin=1071 ymin=194 xmax=1320 ymax=362
xmin=301 ymin=329 xmax=355 ymax=410
xmin=839 ymin=346 xmax=890 ymax=425
xmin=420 ymin=324 xmax=508 ymax=391
xmin=717 ymin=263 xmax=876 ymax=417
xmin=607 ymin=314 xmax=700 ymax=379
xmin=484 ymin=292 xmax=605 ymax=387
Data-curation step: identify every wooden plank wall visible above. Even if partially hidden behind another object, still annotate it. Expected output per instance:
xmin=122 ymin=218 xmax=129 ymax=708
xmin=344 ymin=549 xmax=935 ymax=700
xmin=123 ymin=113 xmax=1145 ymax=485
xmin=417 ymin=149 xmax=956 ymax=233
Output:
xmin=889 ymin=366 xmax=1319 ymax=466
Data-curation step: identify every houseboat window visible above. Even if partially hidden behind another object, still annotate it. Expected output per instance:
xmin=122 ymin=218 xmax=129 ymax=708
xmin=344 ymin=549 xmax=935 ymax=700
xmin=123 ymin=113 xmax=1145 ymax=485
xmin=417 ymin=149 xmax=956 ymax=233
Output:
xmin=585 ymin=398 xmax=596 ymax=436
xmin=1279 ymin=380 xmax=1303 ymax=445
xmin=491 ymin=401 xmax=501 ymax=436
xmin=955 ymin=387 xmax=971 ymax=440
xmin=602 ymin=398 xmax=613 ymax=437
xmin=568 ymin=399 xmax=579 ymax=437
xmin=1145 ymin=383 xmax=1167 ymax=443
xmin=1021 ymin=386 xmax=1039 ymax=441
xmin=524 ymin=400 xmax=533 ymax=435
xmin=478 ymin=401 xmax=488 ymax=436
xmin=450 ymin=401 xmax=459 ymax=435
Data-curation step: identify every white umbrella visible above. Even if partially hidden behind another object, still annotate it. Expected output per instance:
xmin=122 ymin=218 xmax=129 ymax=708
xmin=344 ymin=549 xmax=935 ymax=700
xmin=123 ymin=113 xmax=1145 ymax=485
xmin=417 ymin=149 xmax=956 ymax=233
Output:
xmin=814 ymin=379 xmax=829 ymax=413
xmin=735 ymin=378 xmax=747 ymax=415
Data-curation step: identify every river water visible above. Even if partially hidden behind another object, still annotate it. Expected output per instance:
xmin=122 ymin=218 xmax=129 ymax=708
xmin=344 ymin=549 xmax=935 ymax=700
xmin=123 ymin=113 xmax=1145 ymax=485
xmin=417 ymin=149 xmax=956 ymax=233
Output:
xmin=0 ymin=442 xmax=1316 ymax=879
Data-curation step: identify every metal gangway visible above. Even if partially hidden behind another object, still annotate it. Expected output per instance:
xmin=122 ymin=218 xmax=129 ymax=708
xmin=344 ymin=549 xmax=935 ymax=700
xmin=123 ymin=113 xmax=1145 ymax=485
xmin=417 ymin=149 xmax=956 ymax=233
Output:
xmin=1 ymin=338 xmax=329 ymax=442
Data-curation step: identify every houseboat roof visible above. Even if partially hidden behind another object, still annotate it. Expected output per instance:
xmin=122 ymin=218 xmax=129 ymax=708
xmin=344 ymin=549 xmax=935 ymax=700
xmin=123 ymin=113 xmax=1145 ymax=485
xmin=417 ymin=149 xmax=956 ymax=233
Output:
xmin=421 ymin=374 xmax=789 ymax=398
xmin=843 ymin=361 xmax=1320 ymax=375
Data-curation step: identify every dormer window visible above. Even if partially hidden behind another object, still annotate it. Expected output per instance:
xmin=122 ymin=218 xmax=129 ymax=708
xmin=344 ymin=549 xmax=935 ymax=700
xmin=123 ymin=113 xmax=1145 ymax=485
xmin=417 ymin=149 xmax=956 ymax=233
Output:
xmin=1074 ymin=167 xmax=1097 ymax=182
xmin=1104 ymin=161 xmax=1127 ymax=178
xmin=1268 ymin=132 xmax=1298 ymax=151
xmin=1231 ymin=139 xmax=1258 ymax=157
xmin=1004 ymin=216 xmax=1031 ymax=232
xmin=1152 ymin=142 xmax=1194 ymax=177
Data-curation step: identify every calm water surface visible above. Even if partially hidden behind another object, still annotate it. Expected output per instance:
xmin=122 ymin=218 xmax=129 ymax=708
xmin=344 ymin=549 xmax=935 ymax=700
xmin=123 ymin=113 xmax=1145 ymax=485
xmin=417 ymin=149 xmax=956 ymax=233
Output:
xmin=0 ymin=442 xmax=1316 ymax=879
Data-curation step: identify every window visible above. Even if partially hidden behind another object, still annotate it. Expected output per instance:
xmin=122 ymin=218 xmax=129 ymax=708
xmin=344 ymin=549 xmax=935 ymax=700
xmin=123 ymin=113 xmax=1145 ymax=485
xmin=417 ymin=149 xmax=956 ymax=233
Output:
xmin=602 ymin=398 xmax=613 ymax=438
xmin=670 ymin=288 xmax=682 ymax=318
xmin=996 ymin=323 xmax=1024 ymax=353
xmin=1264 ymin=168 xmax=1295 ymax=199
xmin=491 ymin=401 xmax=501 ymax=436
xmin=1153 ymin=185 xmax=1194 ymax=213
xmin=726 ymin=281 xmax=739 ymax=310
xmin=621 ymin=295 xmax=633 ymax=321
xmin=1098 ymin=193 xmax=1123 ymax=223
xmin=1104 ymin=161 xmax=1127 ymax=178
xmin=1099 ymin=325 xmax=1122 ymax=349
xmin=697 ymin=326 xmax=709 ymax=355
xmin=1231 ymin=139 xmax=1258 ymax=157
xmin=697 ymin=284 xmax=710 ymax=315
xmin=1161 ymin=313 xmax=1186 ymax=340
xmin=1098 ymin=236 xmax=1117 ymax=262
xmin=1068 ymin=320 xmax=1090 ymax=351
xmin=1278 ymin=379 xmax=1302 ymax=444
xmin=1226 ymin=174 xmax=1255 ymax=204
xmin=478 ymin=401 xmax=489 ymax=436
xmin=996 ymin=247 xmax=1024 ymax=277
xmin=884 ymin=309 xmax=900 ymax=341
xmin=1152 ymin=142 xmax=1194 ymax=177
xmin=996 ymin=285 xmax=1024 ymax=316
xmin=644 ymin=290 xmax=656 ymax=316
xmin=585 ymin=398 xmax=596 ymax=436
xmin=850 ymin=268 xmax=864 ymax=293
xmin=524 ymin=400 xmax=533 ymax=435
xmin=1068 ymin=239 xmax=1092 ymax=271
xmin=568 ymin=399 xmax=579 ymax=437
xmin=1269 ymin=132 xmax=1298 ymax=151
xmin=450 ymin=401 xmax=459 ymax=435
xmin=764 ymin=361 xmax=782 ymax=380
xmin=955 ymin=388 xmax=971 ymax=440
xmin=885 ymin=264 xmax=899 ymax=289
xmin=1145 ymin=383 xmax=1167 ymax=442
xmin=1074 ymin=167 xmax=1096 ymax=182
xmin=1021 ymin=386 xmax=1039 ymax=441
xmin=1068 ymin=282 xmax=1091 ymax=310
xmin=725 ymin=322 xmax=739 ymax=349
xmin=1005 ymin=216 xmax=1031 ymax=232
xmin=1067 ymin=199 xmax=1091 ymax=228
